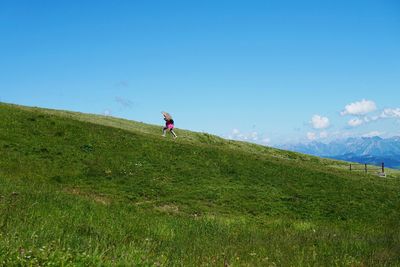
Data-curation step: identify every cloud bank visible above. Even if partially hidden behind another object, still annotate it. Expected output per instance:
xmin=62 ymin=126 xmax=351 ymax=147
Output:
xmin=341 ymin=99 xmax=377 ymax=116
xmin=311 ymin=115 xmax=330 ymax=129
xmin=228 ymin=129 xmax=270 ymax=145
xmin=347 ymin=117 xmax=364 ymax=127
xmin=381 ymin=108 xmax=400 ymax=118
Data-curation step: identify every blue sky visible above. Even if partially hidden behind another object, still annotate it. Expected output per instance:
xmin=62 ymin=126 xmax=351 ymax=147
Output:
xmin=1 ymin=0 xmax=399 ymax=145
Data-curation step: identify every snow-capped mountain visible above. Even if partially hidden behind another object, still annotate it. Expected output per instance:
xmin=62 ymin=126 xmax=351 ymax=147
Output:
xmin=281 ymin=136 xmax=400 ymax=169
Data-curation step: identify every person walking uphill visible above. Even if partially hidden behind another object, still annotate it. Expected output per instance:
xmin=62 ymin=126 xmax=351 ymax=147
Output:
xmin=162 ymin=112 xmax=177 ymax=138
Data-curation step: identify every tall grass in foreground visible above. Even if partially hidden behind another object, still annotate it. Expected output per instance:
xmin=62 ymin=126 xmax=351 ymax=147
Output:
xmin=2 ymin=177 xmax=399 ymax=266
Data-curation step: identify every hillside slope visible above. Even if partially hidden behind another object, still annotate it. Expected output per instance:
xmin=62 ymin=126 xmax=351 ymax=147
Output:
xmin=0 ymin=102 xmax=399 ymax=266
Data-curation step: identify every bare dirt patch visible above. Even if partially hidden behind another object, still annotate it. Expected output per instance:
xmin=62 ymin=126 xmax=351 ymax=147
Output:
xmin=64 ymin=188 xmax=110 ymax=205
xmin=155 ymin=204 xmax=180 ymax=214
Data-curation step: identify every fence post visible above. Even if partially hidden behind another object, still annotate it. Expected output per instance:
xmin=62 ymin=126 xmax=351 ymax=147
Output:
xmin=382 ymin=162 xmax=385 ymax=173
xmin=350 ymin=164 xmax=352 ymax=171
xmin=365 ymin=164 xmax=367 ymax=173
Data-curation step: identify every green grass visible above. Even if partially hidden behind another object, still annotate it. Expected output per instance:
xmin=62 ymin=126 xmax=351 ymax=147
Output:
xmin=1 ymin=102 xmax=400 ymax=266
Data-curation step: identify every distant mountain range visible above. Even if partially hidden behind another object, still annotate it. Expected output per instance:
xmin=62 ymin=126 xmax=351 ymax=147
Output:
xmin=280 ymin=136 xmax=400 ymax=169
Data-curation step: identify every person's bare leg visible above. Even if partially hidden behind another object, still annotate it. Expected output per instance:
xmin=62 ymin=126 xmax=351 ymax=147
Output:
xmin=162 ymin=127 xmax=167 ymax=137
xmin=170 ymin=129 xmax=177 ymax=138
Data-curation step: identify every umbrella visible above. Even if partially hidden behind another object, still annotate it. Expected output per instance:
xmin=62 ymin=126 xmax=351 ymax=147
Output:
xmin=162 ymin=111 xmax=172 ymax=120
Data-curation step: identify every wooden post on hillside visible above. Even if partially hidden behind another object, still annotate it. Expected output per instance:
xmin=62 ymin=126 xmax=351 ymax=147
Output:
xmin=365 ymin=164 xmax=367 ymax=173
xmin=349 ymin=164 xmax=352 ymax=171
xmin=382 ymin=162 xmax=385 ymax=174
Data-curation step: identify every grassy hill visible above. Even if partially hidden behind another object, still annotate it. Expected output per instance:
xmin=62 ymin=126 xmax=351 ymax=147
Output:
xmin=0 ymin=102 xmax=399 ymax=266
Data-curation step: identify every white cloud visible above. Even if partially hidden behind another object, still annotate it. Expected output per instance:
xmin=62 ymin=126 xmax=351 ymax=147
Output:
xmin=320 ymin=131 xmax=329 ymax=138
xmin=340 ymin=107 xmax=400 ymax=127
xmin=250 ymin=132 xmax=258 ymax=141
xmin=380 ymin=108 xmax=400 ymax=118
xmin=365 ymin=116 xmax=382 ymax=122
xmin=341 ymin=99 xmax=377 ymax=116
xmin=307 ymin=131 xmax=328 ymax=141
xmin=103 ymin=109 xmax=112 ymax=116
xmin=307 ymin=132 xmax=317 ymax=141
xmin=311 ymin=115 xmax=330 ymax=129
xmin=348 ymin=118 xmax=364 ymax=127
xmin=262 ymin=138 xmax=271 ymax=144
xmin=228 ymin=129 xmax=270 ymax=144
